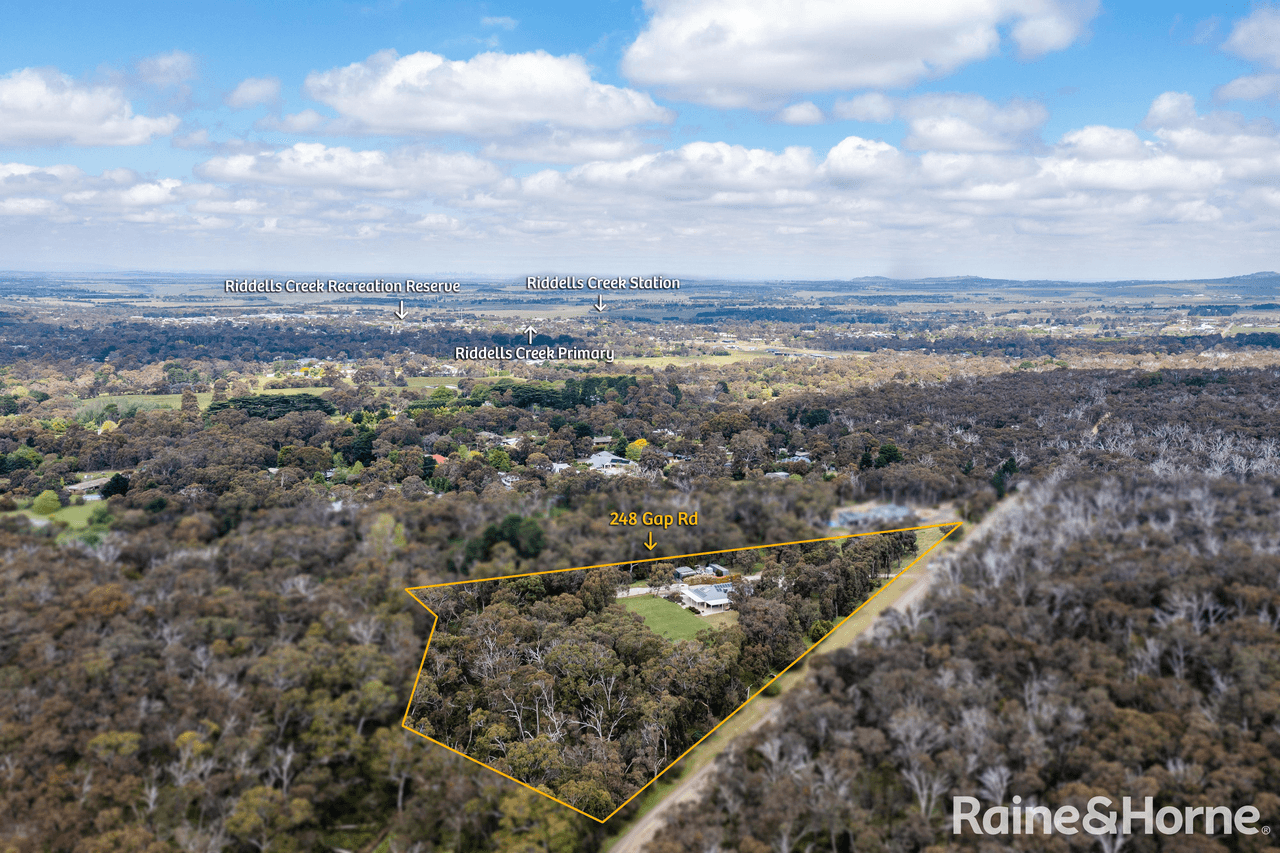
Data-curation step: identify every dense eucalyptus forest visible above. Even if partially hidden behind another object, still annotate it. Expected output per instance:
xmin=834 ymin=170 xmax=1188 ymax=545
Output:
xmin=407 ymin=533 xmax=913 ymax=819
xmin=652 ymin=470 xmax=1280 ymax=853
xmin=2 ymin=316 xmax=1280 ymax=851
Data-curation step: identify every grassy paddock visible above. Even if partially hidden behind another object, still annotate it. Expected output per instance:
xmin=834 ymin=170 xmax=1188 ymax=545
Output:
xmin=623 ymin=595 xmax=708 ymax=642
xmin=85 ymin=386 xmax=337 ymax=412
xmin=2 ymin=500 xmax=96 ymax=530
xmin=403 ymin=377 xmax=456 ymax=389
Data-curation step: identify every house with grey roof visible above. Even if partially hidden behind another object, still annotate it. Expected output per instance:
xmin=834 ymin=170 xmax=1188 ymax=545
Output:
xmin=68 ymin=477 xmax=111 ymax=495
xmin=680 ymin=582 xmax=736 ymax=614
xmin=583 ymin=451 xmax=635 ymax=473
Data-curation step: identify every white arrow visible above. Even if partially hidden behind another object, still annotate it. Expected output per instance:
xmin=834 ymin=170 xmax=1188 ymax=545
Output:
xmin=524 ymin=326 xmax=537 ymax=344
xmin=592 ymin=293 xmax=606 ymax=312
xmin=393 ymin=300 xmax=408 ymax=320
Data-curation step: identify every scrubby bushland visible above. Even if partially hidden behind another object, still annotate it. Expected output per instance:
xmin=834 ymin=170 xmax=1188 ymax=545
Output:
xmin=649 ymin=471 xmax=1280 ymax=852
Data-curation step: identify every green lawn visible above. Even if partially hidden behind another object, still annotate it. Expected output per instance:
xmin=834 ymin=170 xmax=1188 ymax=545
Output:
xmin=2 ymin=500 xmax=96 ymax=530
xmin=52 ymin=503 xmax=96 ymax=528
xmin=623 ymin=595 xmax=709 ymax=642
xmin=703 ymin=609 xmax=738 ymax=629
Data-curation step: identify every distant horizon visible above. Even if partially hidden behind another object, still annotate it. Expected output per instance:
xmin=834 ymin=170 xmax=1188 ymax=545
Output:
xmin=3 ymin=268 xmax=1280 ymax=289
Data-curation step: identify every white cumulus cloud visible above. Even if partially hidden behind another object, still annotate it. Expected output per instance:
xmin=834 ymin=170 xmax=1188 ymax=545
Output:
xmin=0 ymin=197 xmax=60 ymax=215
xmin=0 ymin=160 xmax=205 ymax=224
xmin=621 ymin=0 xmax=1099 ymax=108
xmin=304 ymin=49 xmax=673 ymax=135
xmin=0 ymin=67 xmax=179 ymax=146
xmin=1223 ymin=6 xmax=1280 ymax=68
xmin=833 ymin=93 xmax=896 ymax=122
xmin=776 ymin=102 xmax=825 ymax=125
xmin=821 ymin=136 xmax=903 ymax=181
xmin=173 ymin=128 xmax=212 ymax=149
xmin=196 ymin=142 xmax=502 ymax=195
xmin=1216 ymin=72 xmax=1280 ymax=102
xmin=134 ymin=50 xmax=198 ymax=86
xmin=1056 ymin=125 xmax=1149 ymax=159
xmin=226 ymin=76 xmax=281 ymax=108
xmin=64 ymin=177 xmax=185 ymax=209
xmin=6 ymin=87 xmax=1280 ymax=280
xmin=1038 ymin=151 xmax=1222 ymax=193
xmin=255 ymin=110 xmax=327 ymax=133
xmin=0 ymin=161 xmax=83 ymax=191
xmin=901 ymin=94 xmax=1048 ymax=151
xmin=516 ymin=141 xmax=819 ymax=211
xmin=481 ymin=130 xmax=653 ymax=163
xmin=1143 ymin=91 xmax=1199 ymax=128
xmin=577 ymin=141 xmax=815 ymax=193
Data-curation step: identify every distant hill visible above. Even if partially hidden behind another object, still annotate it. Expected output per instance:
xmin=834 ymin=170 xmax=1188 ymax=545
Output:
xmin=1 ymin=270 xmax=1278 ymax=304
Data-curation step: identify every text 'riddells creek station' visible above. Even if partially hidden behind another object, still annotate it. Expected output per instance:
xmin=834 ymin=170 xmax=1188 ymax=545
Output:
xmin=526 ymin=276 xmax=680 ymax=290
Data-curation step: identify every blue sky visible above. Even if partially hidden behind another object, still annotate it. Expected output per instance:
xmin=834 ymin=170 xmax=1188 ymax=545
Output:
xmin=2 ymin=1 xmax=1279 ymax=280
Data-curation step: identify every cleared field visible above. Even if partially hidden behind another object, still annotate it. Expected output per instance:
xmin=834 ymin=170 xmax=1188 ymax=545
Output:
xmin=50 ymin=503 xmax=95 ymax=528
xmin=623 ymin=595 xmax=708 ymax=642
xmin=85 ymin=386 xmax=333 ymax=411
xmin=403 ymin=377 xmax=456 ymax=389
xmin=84 ymin=392 xmax=188 ymax=410
xmin=2 ymin=501 xmax=96 ymax=530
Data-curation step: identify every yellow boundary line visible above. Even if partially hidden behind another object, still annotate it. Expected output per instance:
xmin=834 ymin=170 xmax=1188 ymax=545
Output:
xmin=400 ymin=521 xmax=961 ymax=823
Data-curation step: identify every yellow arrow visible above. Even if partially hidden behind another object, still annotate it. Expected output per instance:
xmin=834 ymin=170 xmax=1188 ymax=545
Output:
xmin=643 ymin=531 xmax=656 ymax=551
